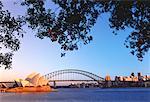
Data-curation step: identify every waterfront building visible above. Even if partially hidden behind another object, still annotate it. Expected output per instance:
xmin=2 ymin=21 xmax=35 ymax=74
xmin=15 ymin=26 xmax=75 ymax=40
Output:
xmin=2 ymin=73 xmax=52 ymax=92
xmin=15 ymin=73 xmax=49 ymax=87
xmin=123 ymin=76 xmax=132 ymax=81
xmin=143 ymin=75 xmax=150 ymax=81
xmin=138 ymin=72 xmax=142 ymax=77
xmin=105 ymin=75 xmax=111 ymax=81
xmin=104 ymin=75 xmax=112 ymax=87
xmin=119 ymin=76 xmax=124 ymax=81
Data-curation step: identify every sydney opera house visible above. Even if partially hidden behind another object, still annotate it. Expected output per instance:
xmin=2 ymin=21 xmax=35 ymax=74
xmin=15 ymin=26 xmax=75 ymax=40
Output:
xmin=1 ymin=73 xmax=52 ymax=92
xmin=15 ymin=72 xmax=49 ymax=87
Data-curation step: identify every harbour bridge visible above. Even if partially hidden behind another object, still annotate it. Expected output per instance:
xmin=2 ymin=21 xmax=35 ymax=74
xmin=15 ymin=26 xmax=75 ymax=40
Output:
xmin=44 ymin=69 xmax=105 ymax=87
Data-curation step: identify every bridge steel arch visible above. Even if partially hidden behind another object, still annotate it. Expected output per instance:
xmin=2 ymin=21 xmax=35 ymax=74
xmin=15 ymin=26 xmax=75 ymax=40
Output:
xmin=44 ymin=69 xmax=104 ymax=84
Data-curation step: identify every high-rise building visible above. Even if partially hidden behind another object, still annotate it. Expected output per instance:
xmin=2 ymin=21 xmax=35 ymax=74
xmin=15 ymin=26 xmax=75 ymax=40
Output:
xmin=138 ymin=72 xmax=142 ymax=77
xmin=138 ymin=72 xmax=143 ymax=81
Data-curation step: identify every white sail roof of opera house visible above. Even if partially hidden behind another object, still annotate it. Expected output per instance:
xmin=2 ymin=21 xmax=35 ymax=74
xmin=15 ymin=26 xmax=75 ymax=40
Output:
xmin=25 ymin=72 xmax=37 ymax=79
xmin=29 ymin=73 xmax=40 ymax=86
xmin=15 ymin=72 xmax=49 ymax=87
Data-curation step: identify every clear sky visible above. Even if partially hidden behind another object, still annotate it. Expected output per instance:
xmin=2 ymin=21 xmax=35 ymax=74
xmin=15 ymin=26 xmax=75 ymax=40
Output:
xmin=0 ymin=0 xmax=149 ymax=81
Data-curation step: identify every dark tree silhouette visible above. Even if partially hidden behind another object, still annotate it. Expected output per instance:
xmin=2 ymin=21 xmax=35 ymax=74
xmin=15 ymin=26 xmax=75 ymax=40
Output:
xmin=0 ymin=0 xmax=149 ymax=69
xmin=21 ymin=0 xmax=150 ymax=60
xmin=0 ymin=1 xmax=24 ymax=69
xmin=108 ymin=0 xmax=150 ymax=61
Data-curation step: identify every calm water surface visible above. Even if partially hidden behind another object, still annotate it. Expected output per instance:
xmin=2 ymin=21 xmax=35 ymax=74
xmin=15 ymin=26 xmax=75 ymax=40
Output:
xmin=0 ymin=88 xmax=150 ymax=102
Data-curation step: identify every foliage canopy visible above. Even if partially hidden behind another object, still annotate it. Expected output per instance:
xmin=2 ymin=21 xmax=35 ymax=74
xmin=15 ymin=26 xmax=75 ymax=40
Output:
xmin=0 ymin=0 xmax=149 ymax=69
xmin=0 ymin=1 xmax=24 ymax=69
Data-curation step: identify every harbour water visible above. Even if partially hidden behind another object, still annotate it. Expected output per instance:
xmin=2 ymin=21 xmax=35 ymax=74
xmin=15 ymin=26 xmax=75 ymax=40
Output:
xmin=0 ymin=88 xmax=150 ymax=102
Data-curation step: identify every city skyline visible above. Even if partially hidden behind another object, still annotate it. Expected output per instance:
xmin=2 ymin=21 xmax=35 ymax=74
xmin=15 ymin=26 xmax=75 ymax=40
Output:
xmin=0 ymin=0 xmax=149 ymax=81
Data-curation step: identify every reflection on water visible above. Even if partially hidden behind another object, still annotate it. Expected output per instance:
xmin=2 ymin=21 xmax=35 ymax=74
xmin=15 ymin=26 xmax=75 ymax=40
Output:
xmin=0 ymin=88 xmax=150 ymax=102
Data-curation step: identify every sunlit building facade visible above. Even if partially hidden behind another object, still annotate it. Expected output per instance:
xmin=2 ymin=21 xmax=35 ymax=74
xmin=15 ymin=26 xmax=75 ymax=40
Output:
xmin=15 ymin=73 xmax=49 ymax=87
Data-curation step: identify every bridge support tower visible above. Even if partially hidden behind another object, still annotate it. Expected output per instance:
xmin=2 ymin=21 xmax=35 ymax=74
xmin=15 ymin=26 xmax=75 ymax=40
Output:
xmin=53 ymin=81 xmax=56 ymax=88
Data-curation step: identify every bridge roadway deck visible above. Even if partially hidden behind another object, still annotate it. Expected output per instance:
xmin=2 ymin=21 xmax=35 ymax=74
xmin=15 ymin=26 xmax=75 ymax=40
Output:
xmin=48 ymin=80 xmax=102 ymax=82
xmin=0 ymin=80 xmax=102 ymax=83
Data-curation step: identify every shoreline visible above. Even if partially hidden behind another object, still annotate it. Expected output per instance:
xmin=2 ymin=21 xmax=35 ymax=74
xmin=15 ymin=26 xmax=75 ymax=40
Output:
xmin=0 ymin=86 xmax=54 ymax=93
xmin=1 ymin=87 xmax=149 ymax=93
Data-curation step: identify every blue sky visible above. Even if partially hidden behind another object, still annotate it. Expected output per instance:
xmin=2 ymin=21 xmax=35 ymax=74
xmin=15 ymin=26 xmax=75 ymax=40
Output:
xmin=0 ymin=0 xmax=149 ymax=81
